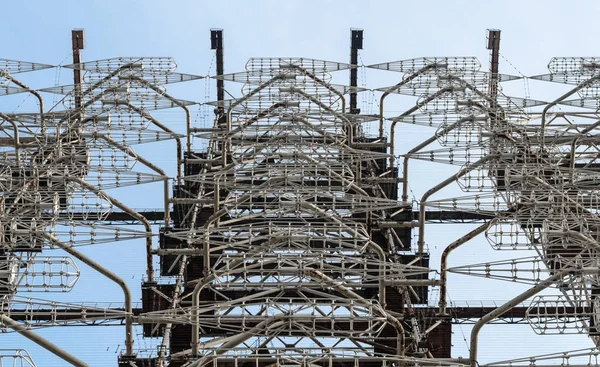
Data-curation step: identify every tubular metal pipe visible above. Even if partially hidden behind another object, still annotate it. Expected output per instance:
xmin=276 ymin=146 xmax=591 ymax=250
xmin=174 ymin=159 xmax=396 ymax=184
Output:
xmin=541 ymin=75 xmax=600 ymax=136
xmin=111 ymin=101 xmax=183 ymax=188
xmin=0 ymin=314 xmax=90 ymax=367
xmin=157 ymin=255 xmax=188 ymax=366
xmin=297 ymin=152 xmax=370 ymax=197
xmin=190 ymin=177 xmax=287 ymax=357
xmin=0 ymin=72 xmax=45 ymax=131
xmin=43 ymin=233 xmax=134 ymax=357
xmin=168 ymin=198 xmax=213 ymax=204
xmin=226 ymin=76 xmax=284 ymax=130
xmin=390 ymin=87 xmax=454 ymax=168
xmin=65 ymin=177 xmax=155 ymax=282
xmin=379 ymin=63 xmax=441 ymax=138
xmin=439 ymin=221 xmax=495 ymax=315
xmin=450 ymin=77 xmax=504 ymax=112
xmin=153 ymin=248 xmax=203 ymax=255
xmin=283 ymin=88 xmax=354 ymax=144
xmin=528 ymin=176 xmax=593 ymax=216
xmin=0 ymin=112 xmax=22 ymax=165
xmin=189 ymin=266 xmax=405 ymax=361
xmin=388 ymin=279 xmax=440 ymax=286
xmin=199 ymin=177 xmax=286 ymax=274
xmin=220 ymin=101 xmax=292 ymax=164
xmin=418 ymin=155 xmax=500 ymax=254
xmin=402 ymin=115 xmax=476 ymax=202
xmin=469 ymin=270 xmax=574 ymax=367
xmin=377 ymin=220 xmax=420 ymax=228
xmin=305 ymin=268 xmax=405 ymax=357
xmin=119 ymin=75 xmax=193 ymax=155
xmin=190 ymin=259 xmax=279 ymax=357
xmin=225 ymin=75 xmax=285 ymax=141
xmin=51 ymin=63 xmax=142 ymax=125
xmin=82 ymin=131 xmax=171 ymax=228
xmin=187 ymin=316 xmax=287 ymax=367
xmin=180 ymin=156 xmax=219 ymax=360
xmin=546 ymin=230 xmax=600 ymax=250
xmin=226 ymin=102 xmax=287 ymax=137
xmin=285 ymin=64 xmax=347 ymax=113
xmin=221 ymin=75 xmax=286 ymax=166
xmin=297 ymin=200 xmax=387 ymax=306
xmin=392 ymin=78 xmax=501 ymax=171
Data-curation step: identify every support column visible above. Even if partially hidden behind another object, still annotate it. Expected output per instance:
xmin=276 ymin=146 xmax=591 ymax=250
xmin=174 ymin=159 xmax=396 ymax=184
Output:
xmin=349 ymin=29 xmax=363 ymax=114
xmin=487 ymin=29 xmax=501 ymax=107
xmin=71 ymin=29 xmax=85 ymax=110
xmin=211 ymin=29 xmax=225 ymax=124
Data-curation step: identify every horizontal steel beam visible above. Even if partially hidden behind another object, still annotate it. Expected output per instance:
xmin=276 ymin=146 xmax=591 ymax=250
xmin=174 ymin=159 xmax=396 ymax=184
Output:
xmin=98 ymin=210 xmax=496 ymax=225
xmin=3 ymin=305 xmax=575 ymax=325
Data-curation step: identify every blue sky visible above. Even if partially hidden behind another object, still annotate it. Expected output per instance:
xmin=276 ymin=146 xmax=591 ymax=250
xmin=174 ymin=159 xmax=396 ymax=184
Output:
xmin=3 ymin=0 xmax=600 ymax=73
xmin=2 ymin=0 xmax=600 ymax=366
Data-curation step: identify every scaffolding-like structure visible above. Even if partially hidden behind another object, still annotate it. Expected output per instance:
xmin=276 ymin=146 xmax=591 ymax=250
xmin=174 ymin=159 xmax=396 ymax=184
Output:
xmin=2 ymin=28 xmax=600 ymax=367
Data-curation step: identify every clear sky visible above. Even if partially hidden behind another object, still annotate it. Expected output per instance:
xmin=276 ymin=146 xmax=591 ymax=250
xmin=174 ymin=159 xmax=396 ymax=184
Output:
xmin=2 ymin=0 xmax=600 ymax=366
xmin=2 ymin=0 xmax=600 ymax=75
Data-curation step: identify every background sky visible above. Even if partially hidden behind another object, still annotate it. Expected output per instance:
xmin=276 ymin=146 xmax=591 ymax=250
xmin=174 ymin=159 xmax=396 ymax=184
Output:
xmin=1 ymin=0 xmax=600 ymax=366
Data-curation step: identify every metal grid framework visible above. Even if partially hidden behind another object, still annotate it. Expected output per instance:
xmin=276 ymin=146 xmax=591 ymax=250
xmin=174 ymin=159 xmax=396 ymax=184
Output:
xmin=1 ymin=29 xmax=600 ymax=367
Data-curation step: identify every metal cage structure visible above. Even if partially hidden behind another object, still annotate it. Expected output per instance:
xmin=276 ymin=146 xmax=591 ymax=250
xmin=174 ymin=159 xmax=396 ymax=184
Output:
xmin=1 ymin=28 xmax=600 ymax=367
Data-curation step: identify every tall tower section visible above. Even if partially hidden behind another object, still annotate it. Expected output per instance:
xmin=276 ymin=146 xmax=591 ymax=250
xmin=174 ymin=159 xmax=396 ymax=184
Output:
xmin=141 ymin=30 xmax=438 ymax=367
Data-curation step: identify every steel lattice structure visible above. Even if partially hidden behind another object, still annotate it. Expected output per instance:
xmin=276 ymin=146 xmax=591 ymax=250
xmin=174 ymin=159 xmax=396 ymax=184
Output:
xmin=2 ymin=28 xmax=600 ymax=367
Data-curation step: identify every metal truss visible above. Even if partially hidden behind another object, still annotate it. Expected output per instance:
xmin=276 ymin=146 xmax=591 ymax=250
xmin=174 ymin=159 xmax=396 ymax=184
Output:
xmin=2 ymin=29 xmax=600 ymax=367
xmin=0 ymin=349 xmax=37 ymax=367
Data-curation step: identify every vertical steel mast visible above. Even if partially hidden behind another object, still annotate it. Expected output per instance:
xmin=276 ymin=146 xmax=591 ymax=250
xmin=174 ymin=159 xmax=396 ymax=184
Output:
xmin=71 ymin=29 xmax=84 ymax=110
xmin=349 ymin=28 xmax=363 ymax=114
